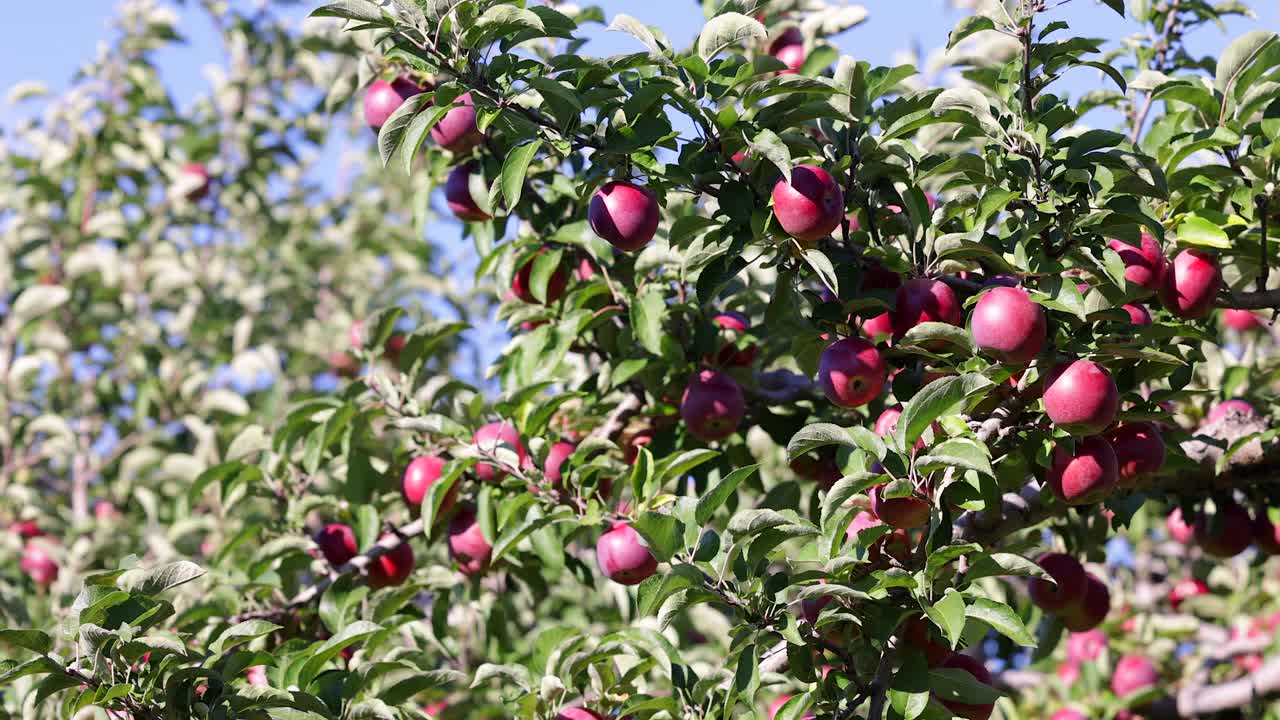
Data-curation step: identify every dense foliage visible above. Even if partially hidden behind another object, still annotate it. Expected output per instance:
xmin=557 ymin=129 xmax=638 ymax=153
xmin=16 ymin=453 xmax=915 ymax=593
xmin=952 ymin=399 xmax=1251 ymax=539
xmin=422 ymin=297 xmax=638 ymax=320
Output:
xmin=4 ymin=0 xmax=1280 ymax=718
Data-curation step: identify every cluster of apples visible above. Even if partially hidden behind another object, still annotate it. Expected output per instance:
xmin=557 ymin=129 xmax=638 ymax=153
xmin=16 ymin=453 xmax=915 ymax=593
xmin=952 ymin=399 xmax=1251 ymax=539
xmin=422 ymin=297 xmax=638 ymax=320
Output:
xmin=1031 ymin=553 xmax=1111 ymax=632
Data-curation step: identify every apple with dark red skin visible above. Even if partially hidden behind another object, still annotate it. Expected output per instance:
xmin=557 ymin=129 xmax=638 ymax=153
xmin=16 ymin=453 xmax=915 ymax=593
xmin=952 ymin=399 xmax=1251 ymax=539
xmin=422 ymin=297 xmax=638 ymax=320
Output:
xmin=937 ymin=654 xmax=994 ymax=720
xmin=1158 ymin=248 xmax=1222 ymax=319
xmin=869 ymin=483 xmax=930 ymax=529
xmin=445 ymin=164 xmax=490 ymax=222
xmin=430 ymin=92 xmax=483 ymax=153
xmin=771 ymin=164 xmax=844 ymax=243
xmin=447 ymin=505 xmax=492 ymax=576
xmin=1028 ymin=552 xmax=1087 ymax=613
xmin=1168 ymin=577 xmax=1209 ymax=611
xmin=860 ymin=312 xmax=893 ymax=343
xmin=367 ymin=534 xmax=414 ymax=588
xmin=556 ymin=709 xmax=605 ymax=720
xmin=363 ymin=76 xmax=427 ymax=131
xmin=1111 ymin=655 xmax=1159 ymax=697
xmin=1107 ymin=232 xmax=1166 ymax=294
xmin=891 ymin=278 xmax=961 ymax=340
xmin=768 ymin=28 xmax=805 ymax=74
xmin=621 ymin=426 xmax=655 ymax=465
xmin=20 ymin=541 xmax=58 ymax=586
xmin=511 ymin=249 xmax=569 ymax=305
xmin=402 ymin=455 xmax=457 ymax=514
xmin=588 ymin=180 xmax=660 ymax=252
xmin=1105 ymin=422 xmax=1165 ymax=485
xmin=179 ymin=162 xmax=211 ymax=201
xmin=1206 ymin=398 xmax=1257 ymax=424
xmin=315 ymin=523 xmax=358 ymax=567
xmin=1047 ymin=435 xmax=1119 ymax=505
xmin=680 ymin=369 xmax=745 ymax=442
xmin=1222 ymin=308 xmax=1267 ymax=332
xmin=1043 ymin=359 xmax=1120 ymax=434
xmin=817 ymin=337 xmax=886 ymax=408
xmin=1123 ymin=303 xmax=1151 ymax=325
xmin=1065 ymin=629 xmax=1107 ymax=662
xmin=846 ymin=510 xmax=911 ymax=565
xmin=790 ymin=448 xmax=842 ymax=488
xmin=710 ymin=310 xmax=758 ymax=367
xmin=970 ymin=286 xmax=1046 ymax=364
xmin=903 ymin=615 xmax=952 ymax=666
xmin=1193 ymin=498 xmax=1253 ymax=557
xmin=1059 ymin=572 xmax=1110 ymax=632
xmin=596 ymin=523 xmax=658 ymax=585
xmin=473 ymin=421 xmax=527 ymax=482
xmin=1167 ymin=508 xmax=1195 ymax=544
xmin=1252 ymin=510 xmax=1280 ymax=554
xmin=11 ymin=520 xmax=43 ymax=539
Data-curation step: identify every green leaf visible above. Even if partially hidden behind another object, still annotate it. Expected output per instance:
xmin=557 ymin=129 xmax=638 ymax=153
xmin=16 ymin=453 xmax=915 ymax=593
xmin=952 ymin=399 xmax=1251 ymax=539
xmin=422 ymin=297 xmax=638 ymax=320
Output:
xmin=924 ymin=590 xmax=967 ymax=648
xmin=500 ymin=141 xmax=542 ymax=211
xmin=631 ymin=511 xmax=683 ymax=562
xmin=298 ymin=620 xmax=381 ymax=688
xmin=929 ymin=666 xmax=1002 ymax=704
xmin=800 ymin=248 xmax=838 ymax=296
xmin=947 ymin=15 xmax=995 ymax=49
xmin=637 ymin=564 xmax=704 ymax=615
xmin=896 ymin=322 xmax=974 ymax=355
xmin=1066 ymin=129 xmax=1126 ymax=166
xmin=893 ymin=374 xmax=993 ymax=450
xmin=695 ymin=465 xmax=760 ymax=525
xmin=889 ymin=689 xmax=930 ymax=720
xmin=1178 ymin=214 xmax=1230 ymax=248
xmin=656 ymin=449 xmax=720 ymax=487
xmin=631 ymin=286 xmax=667 ymax=356
xmin=377 ymin=93 xmax=431 ymax=168
xmin=0 ymin=656 xmax=62 ymax=683
xmin=116 ymin=561 xmax=205 ymax=596
xmin=0 ymin=629 xmax=52 ymax=655
xmin=528 ymin=247 xmax=564 ymax=304
xmin=964 ymin=552 xmax=1049 ymax=583
xmin=607 ymin=14 xmax=668 ymax=57
xmin=697 ymin=12 xmax=767 ymax=61
xmin=748 ymin=128 xmax=792 ymax=177
xmin=471 ymin=663 xmax=533 ymax=692
xmin=311 ymin=0 xmax=386 ymax=22
xmin=787 ymin=423 xmax=883 ymax=462
xmin=965 ymin=597 xmax=1036 ymax=646
xmin=381 ymin=670 xmax=467 ymax=705
xmin=915 ymin=438 xmax=994 ymax=478
xmin=210 ymin=620 xmax=282 ymax=656
xmin=1215 ymin=30 xmax=1278 ymax=95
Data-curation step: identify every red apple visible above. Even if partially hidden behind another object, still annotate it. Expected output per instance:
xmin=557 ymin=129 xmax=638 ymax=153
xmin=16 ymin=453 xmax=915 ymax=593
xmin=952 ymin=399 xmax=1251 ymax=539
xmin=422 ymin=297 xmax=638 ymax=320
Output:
xmin=1107 ymin=232 xmax=1166 ymax=294
xmin=511 ymin=248 xmax=569 ymax=304
xmin=1206 ymin=398 xmax=1257 ymax=425
xmin=445 ymin=164 xmax=490 ymax=222
xmin=1123 ymin=303 xmax=1152 ymax=325
xmin=588 ymin=180 xmax=660 ymax=252
xmin=1050 ymin=709 xmax=1087 ymax=720
xmin=1193 ymin=498 xmax=1253 ymax=557
xmin=315 ymin=523 xmax=358 ymax=567
xmin=1105 ymin=422 xmax=1165 ymax=485
xmin=1065 ymin=629 xmax=1107 ymax=662
xmin=1168 ymin=577 xmax=1209 ymax=611
xmin=1158 ymin=248 xmax=1222 ymax=319
xmin=790 ymin=448 xmax=842 ymax=488
xmin=556 ymin=709 xmax=605 ymax=720
xmin=575 ymin=256 xmax=597 ymax=281
xmin=1222 ymin=308 xmax=1267 ymax=333
xmin=402 ymin=455 xmax=456 ymax=514
xmin=1047 ymin=436 xmax=1119 ymax=506
xmin=367 ymin=536 xmax=414 ymax=588
xmin=423 ymin=702 xmax=448 ymax=717
xmin=937 ymin=654 xmax=994 ymax=720
xmin=1166 ymin=508 xmax=1195 ymax=544
xmin=9 ymin=520 xmax=43 ymax=539
xmin=473 ymin=421 xmax=527 ymax=482
xmin=817 ymin=337 xmax=886 ymax=408
xmin=179 ymin=162 xmax=211 ymax=201
xmin=430 ymin=92 xmax=483 ymax=153
xmin=1057 ymin=661 xmax=1081 ymax=684
xmin=94 ymin=500 xmax=120 ymax=521
xmin=596 ymin=522 xmax=658 ymax=585
xmin=768 ymin=28 xmax=805 ymax=74
xmin=891 ymin=278 xmax=961 ymax=340
xmin=904 ymin=615 xmax=953 ymax=666
xmin=1028 ymin=553 xmax=1087 ymax=613
xmin=771 ymin=164 xmax=844 ymax=243
xmin=1111 ymin=655 xmax=1158 ymax=697
xmin=860 ymin=312 xmax=894 ymax=343
xmin=970 ymin=286 xmax=1046 ymax=364
xmin=621 ymin=426 xmax=655 ymax=465
xmin=363 ymin=77 xmax=426 ymax=131
xmin=711 ymin=310 xmax=758 ymax=367
xmin=680 ymin=369 xmax=745 ymax=442
xmin=869 ymin=484 xmax=930 ymax=529
xmin=873 ymin=404 xmax=936 ymax=450
xmin=544 ymin=441 xmax=576 ymax=487
xmin=20 ymin=541 xmax=58 ymax=586
xmin=447 ymin=505 xmax=492 ymax=576
xmin=246 ymin=665 xmax=268 ymax=686
xmin=1252 ymin=509 xmax=1280 ymax=554
xmin=1043 ymin=359 xmax=1120 ymax=434
xmin=846 ymin=510 xmax=911 ymax=565
xmin=1059 ymin=572 xmax=1110 ymax=632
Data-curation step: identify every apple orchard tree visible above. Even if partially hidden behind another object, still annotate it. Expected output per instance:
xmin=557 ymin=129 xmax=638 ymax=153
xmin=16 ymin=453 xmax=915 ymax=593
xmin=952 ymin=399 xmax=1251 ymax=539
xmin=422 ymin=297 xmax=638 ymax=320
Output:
xmin=5 ymin=0 xmax=1280 ymax=717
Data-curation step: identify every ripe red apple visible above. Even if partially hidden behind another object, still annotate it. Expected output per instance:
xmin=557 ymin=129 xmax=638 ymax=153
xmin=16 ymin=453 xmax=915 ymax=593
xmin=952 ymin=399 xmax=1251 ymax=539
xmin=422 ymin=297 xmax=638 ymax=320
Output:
xmin=1028 ymin=553 xmax=1087 ymax=613
xmin=710 ymin=310 xmax=758 ymax=367
xmin=1158 ymin=248 xmax=1222 ymax=319
xmin=1166 ymin=507 xmax=1195 ymax=544
xmin=680 ymin=369 xmax=745 ymax=442
xmin=891 ymin=278 xmax=961 ymax=340
xmin=575 ymin=256 xmax=597 ymax=281
xmin=367 ymin=536 xmax=414 ymax=588
xmin=1168 ymin=577 xmax=1209 ymax=611
xmin=363 ymin=77 xmax=426 ymax=131
xmin=1043 ymin=359 xmax=1120 ymax=434
xmin=1222 ymin=308 xmax=1267 ymax=332
xmin=1107 ymin=232 xmax=1166 ymax=294
xmin=817 ymin=337 xmax=886 ymax=408
xmin=511 ymin=249 xmax=569 ymax=305
xmin=1206 ymin=398 xmax=1257 ymax=425
xmin=1057 ymin=661 xmax=1081 ymax=684
xmin=94 ymin=500 xmax=120 ymax=521
xmin=447 ymin=505 xmax=492 ymax=576
xmin=903 ymin=615 xmax=953 ymax=666
xmin=1252 ymin=509 xmax=1280 ymax=554
xmin=1111 ymin=655 xmax=1159 ymax=697
xmin=315 ymin=523 xmax=358 ymax=567
xmin=473 ymin=421 xmax=527 ymax=482
xmin=1059 ymin=572 xmax=1110 ymax=632
xmin=873 ymin=404 xmax=936 ymax=450
xmin=1193 ymin=498 xmax=1253 ymax=557
xmin=937 ymin=654 xmax=994 ymax=720
xmin=179 ymin=162 xmax=211 ymax=201
xmin=556 ymin=709 xmax=605 ymax=720
xmin=596 ymin=523 xmax=658 ymax=585
xmin=588 ymin=180 xmax=660 ymax=252
xmin=771 ymin=164 xmax=844 ymax=243
xmin=869 ymin=484 xmax=930 ymax=529
xmin=402 ymin=455 xmax=456 ymax=514
xmin=621 ymin=426 xmax=655 ymax=465
xmin=423 ymin=702 xmax=448 ymax=717
xmin=430 ymin=92 xmax=483 ymax=153
xmin=970 ymin=286 xmax=1046 ymax=364
xmin=445 ymin=164 xmax=491 ymax=222
xmin=1050 ymin=709 xmax=1087 ymax=720
xmin=1065 ymin=629 xmax=1107 ymax=662
xmin=9 ymin=520 xmax=43 ymax=539
xmin=846 ymin=510 xmax=911 ymax=565
xmin=246 ymin=665 xmax=268 ymax=687
xmin=544 ymin=441 xmax=576 ymax=487
xmin=790 ymin=448 xmax=842 ymax=488
xmin=20 ymin=541 xmax=58 ymax=586
xmin=768 ymin=28 xmax=805 ymax=74
xmin=1105 ymin=422 xmax=1165 ymax=485
xmin=1122 ymin=303 xmax=1151 ymax=325
xmin=1047 ymin=436 xmax=1119 ymax=505
xmin=859 ymin=312 xmax=893 ymax=343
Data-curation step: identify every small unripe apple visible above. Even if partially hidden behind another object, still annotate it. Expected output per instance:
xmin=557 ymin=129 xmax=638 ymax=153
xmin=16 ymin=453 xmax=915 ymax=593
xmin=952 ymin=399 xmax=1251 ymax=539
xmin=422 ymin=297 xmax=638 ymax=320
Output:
xmin=20 ymin=541 xmax=58 ymax=586
xmin=1028 ymin=552 xmax=1087 ymax=613
xmin=179 ymin=162 xmax=211 ymax=201
xmin=447 ymin=505 xmax=492 ymax=576
xmin=869 ymin=484 xmax=930 ymax=529
xmin=596 ymin=523 xmax=658 ymax=585
xmin=771 ymin=164 xmax=844 ymax=243
xmin=817 ymin=337 xmax=886 ymax=408
xmin=970 ymin=286 xmax=1046 ymax=364
xmin=1206 ymin=398 xmax=1257 ymax=425
xmin=1123 ymin=303 xmax=1151 ymax=325
xmin=1059 ymin=572 xmax=1110 ymax=632
xmin=1107 ymin=232 xmax=1166 ymax=294
xmin=891 ymin=278 xmax=961 ymax=340
xmin=710 ymin=310 xmax=758 ymax=367
xmin=363 ymin=77 xmax=426 ymax=131
xmin=556 ymin=709 xmax=605 ymax=720
xmin=473 ymin=421 xmax=527 ymax=482
xmin=768 ymin=28 xmax=805 ymax=74
xmin=511 ymin=249 xmax=569 ymax=305
xmin=680 ymin=369 xmax=745 ymax=442
xmin=1105 ymin=422 xmax=1165 ymax=485
xmin=430 ymin=92 xmax=483 ymax=153
xmin=904 ymin=615 xmax=953 ymax=666
xmin=1193 ymin=498 xmax=1253 ymax=557
xmin=1158 ymin=248 xmax=1222 ymax=319
xmin=402 ymin=455 xmax=456 ymax=514
xmin=1047 ymin=436 xmax=1119 ymax=505
xmin=1065 ymin=629 xmax=1107 ymax=662
xmin=1166 ymin=508 xmax=1195 ymax=543
xmin=1252 ymin=509 xmax=1280 ymax=554
xmin=445 ymin=164 xmax=491 ymax=222
xmin=1043 ymin=360 xmax=1120 ymax=435
xmin=937 ymin=654 xmax=994 ymax=720
xmin=588 ymin=180 xmax=660 ymax=252
xmin=1111 ymin=655 xmax=1159 ymax=697
xmin=1167 ymin=577 xmax=1209 ymax=611
xmin=315 ymin=523 xmax=358 ymax=567
xmin=1222 ymin=308 xmax=1267 ymax=333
